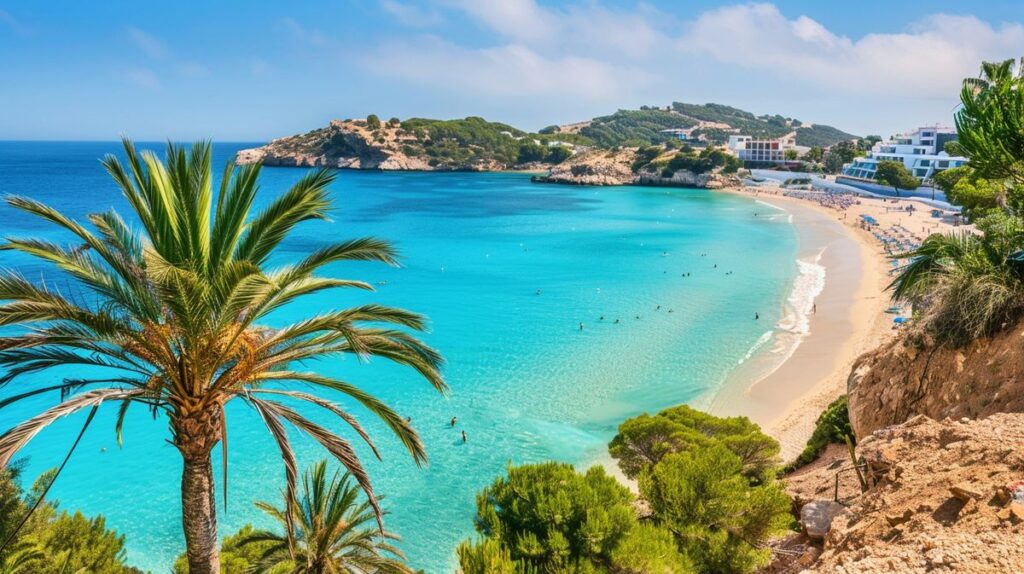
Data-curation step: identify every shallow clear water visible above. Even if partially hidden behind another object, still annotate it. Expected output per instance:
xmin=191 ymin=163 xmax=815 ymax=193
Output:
xmin=0 ymin=142 xmax=798 ymax=572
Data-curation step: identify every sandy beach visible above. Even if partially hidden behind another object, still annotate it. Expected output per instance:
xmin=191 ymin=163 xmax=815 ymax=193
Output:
xmin=708 ymin=184 xmax=966 ymax=460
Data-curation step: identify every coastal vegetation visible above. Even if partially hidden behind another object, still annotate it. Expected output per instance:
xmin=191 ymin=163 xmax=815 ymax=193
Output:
xmin=0 ymin=140 xmax=445 ymax=574
xmin=173 ymin=461 xmax=412 ymax=574
xmin=892 ymin=58 xmax=1024 ymax=345
xmin=788 ymin=395 xmax=853 ymax=469
xmin=0 ymin=466 xmax=142 ymax=573
xmin=237 ymin=101 xmax=857 ymax=172
xmin=459 ymin=406 xmax=791 ymax=574
xmin=457 ymin=462 xmax=691 ymax=573
xmin=874 ymin=160 xmax=920 ymax=197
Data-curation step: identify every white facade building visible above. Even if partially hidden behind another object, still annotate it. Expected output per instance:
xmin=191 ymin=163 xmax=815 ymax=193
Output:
xmin=840 ymin=126 xmax=967 ymax=183
xmin=727 ymin=135 xmax=797 ymax=164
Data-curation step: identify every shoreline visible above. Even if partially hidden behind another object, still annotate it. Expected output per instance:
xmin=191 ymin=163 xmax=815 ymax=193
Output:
xmin=706 ymin=186 xmax=894 ymax=459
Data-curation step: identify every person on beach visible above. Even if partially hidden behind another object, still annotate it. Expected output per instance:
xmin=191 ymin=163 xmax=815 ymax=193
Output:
xmin=813 ymin=303 xmax=817 ymax=314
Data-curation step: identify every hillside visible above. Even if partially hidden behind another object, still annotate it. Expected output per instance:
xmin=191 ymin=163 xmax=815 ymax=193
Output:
xmin=846 ymin=318 xmax=1024 ymax=438
xmin=237 ymin=103 xmax=857 ymax=172
xmin=546 ymin=103 xmax=857 ymax=148
xmin=784 ymin=413 xmax=1024 ymax=573
xmin=236 ymin=116 xmax=578 ymax=171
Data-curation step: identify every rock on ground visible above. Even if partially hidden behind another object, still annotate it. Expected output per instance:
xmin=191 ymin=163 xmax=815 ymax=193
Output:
xmin=784 ymin=413 xmax=1024 ymax=573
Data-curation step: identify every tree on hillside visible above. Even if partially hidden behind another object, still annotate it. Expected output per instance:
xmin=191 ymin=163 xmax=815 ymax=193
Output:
xmin=875 ymin=160 xmax=919 ymax=197
xmin=609 ymin=405 xmax=779 ymax=483
xmin=0 ymin=140 xmax=445 ymax=574
xmin=640 ymin=445 xmax=790 ymax=574
xmin=956 ymin=58 xmax=1024 ymax=189
xmin=858 ymin=135 xmax=882 ymax=151
xmin=0 ymin=468 xmax=141 ymax=573
xmin=803 ymin=146 xmax=824 ymax=163
xmin=366 ymin=114 xmax=382 ymax=130
xmin=933 ymin=166 xmax=1003 ymax=220
xmin=458 ymin=462 xmax=692 ymax=573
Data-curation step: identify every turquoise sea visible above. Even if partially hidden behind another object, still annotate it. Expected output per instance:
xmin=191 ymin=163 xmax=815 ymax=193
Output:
xmin=0 ymin=142 xmax=799 ymax=572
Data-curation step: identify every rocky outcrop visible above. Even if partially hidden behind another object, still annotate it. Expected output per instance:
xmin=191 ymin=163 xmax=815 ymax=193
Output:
xmin=636 ymin=168 xmax=737 ymax=189
xmin=236 ymin=119 xmax=508 ymax=171
xmin=535 ymin=148 xmax=636 ymax=185
xmin=784 ymin=413 xmax=1024 ymax=573
xmin=846 ymin=323 xmax=1024 ymax=438
xmin=534 ymin=148 xmax=741 ymax=188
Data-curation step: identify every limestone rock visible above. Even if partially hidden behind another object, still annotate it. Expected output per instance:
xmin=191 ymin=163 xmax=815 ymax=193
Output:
xmin=800 ymin=501 xmax=849 ymax=541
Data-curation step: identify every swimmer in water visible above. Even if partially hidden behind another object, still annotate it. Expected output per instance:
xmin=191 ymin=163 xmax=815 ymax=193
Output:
xmin=461 ymin=430 xmax=467 ymax=443
xmin=450 ymin=416 xmax=457 ymax=427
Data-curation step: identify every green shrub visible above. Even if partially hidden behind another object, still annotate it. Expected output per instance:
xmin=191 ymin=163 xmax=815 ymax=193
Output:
xmin=609 ymin=404 xmax=780 ymax=483
xmin=459 ymin=462 xmax=690 ymax=573
xmin=640 ymin=445 xmax=791 ymax=573
xmin=789 ymin=395 xmax=853 ymax=469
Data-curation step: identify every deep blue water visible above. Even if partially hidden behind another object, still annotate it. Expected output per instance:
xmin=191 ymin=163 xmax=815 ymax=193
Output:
xmin=0 ymin=141 xmax=798 ymax=572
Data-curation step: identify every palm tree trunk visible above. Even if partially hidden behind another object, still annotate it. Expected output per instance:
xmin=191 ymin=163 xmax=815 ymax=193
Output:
xmin=181 ymin=452 xmax=220 ymax=574
xmin=175 ymin=407 xmax=223 ymax=574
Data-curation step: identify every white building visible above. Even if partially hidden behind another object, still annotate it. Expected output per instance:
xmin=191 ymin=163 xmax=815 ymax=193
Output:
xmin=840 ymin=126 xmax=967 ymax=183
xmin=727 ymin=135 xmax=797 ymax=164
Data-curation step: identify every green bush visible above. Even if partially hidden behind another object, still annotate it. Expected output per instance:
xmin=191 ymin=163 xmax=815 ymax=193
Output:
xmin=366 ymin=114 xmax=381 ymax=130
xmin=459 ymin=462 xmax=690 ymax=573
xmin=640 ymin=445 xmax=791 ymax=573
xmin=0 ymin=467 xmax=141 ymax=574
xmin=789 ymin=395 xmax=853 ymax=469
xmin=609 ymin=404 xmax=780 ymax=483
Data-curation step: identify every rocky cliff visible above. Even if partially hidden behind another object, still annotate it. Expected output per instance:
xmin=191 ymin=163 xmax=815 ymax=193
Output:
xmin=846 ymin=324 xmax=1024 ymax=438
xmin=783 ymin=413 xmax=1024 ymax=573
xmin=235 ymin=116 xmax=570 ymax=171
xmin=534 ymin=147 xmax=741 ymax=188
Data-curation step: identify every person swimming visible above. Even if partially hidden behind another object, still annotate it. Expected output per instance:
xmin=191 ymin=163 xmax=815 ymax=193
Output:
xmin=614 ymin=319 xmax=620 ymax=324
xmin=450 ymin=416 xmax=457 ymax=427
xmin=579 ymin=322 xmax=584 ymax=331
xmin=755 ymin=312 xmax=759 ymax=320
xmin=461 ymin=430 xmax=467 ymax=443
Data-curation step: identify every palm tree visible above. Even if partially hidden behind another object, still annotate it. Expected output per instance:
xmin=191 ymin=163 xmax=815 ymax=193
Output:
xmin=956 ymin=58 xmax=1024 ymax=188
xmin=0 ymin=541 xmax=44 ymax=574
xmin=240 ymin=460 xmax=412 ymax=574
xmin=0 ymin=140 xmax=445 ymax=574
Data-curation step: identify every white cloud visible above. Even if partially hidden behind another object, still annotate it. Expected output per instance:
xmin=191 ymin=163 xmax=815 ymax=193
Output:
xmin=126 ymin=26 xmax=169 ymax=59
xmin=123 ymin=67 xmax=161 ymax=89
xmin=356 ymin=2 xmax=1024 ymax=133
xmin=446 ymin=0 xmax=555 ymax=43
xmin=380 ymin=0 xmax=442 ymax=27
xmin=366 ymin=35 xmax=645 ymax=101
xmin=281 ymin=17 xmax=330 ymax=47
xmin=679 ymin=4 xmax=1024 ymax=98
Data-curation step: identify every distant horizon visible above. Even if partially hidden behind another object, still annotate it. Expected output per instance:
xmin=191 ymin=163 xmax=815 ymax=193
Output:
xmin=2 ymin=1 xmax=1022 ymax=140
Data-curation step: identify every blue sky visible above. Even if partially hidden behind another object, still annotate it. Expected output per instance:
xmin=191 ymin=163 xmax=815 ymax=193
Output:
xmin=1 ymin=1 xmax=1022 ymax=141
